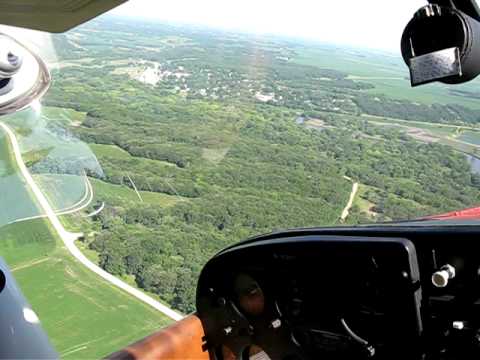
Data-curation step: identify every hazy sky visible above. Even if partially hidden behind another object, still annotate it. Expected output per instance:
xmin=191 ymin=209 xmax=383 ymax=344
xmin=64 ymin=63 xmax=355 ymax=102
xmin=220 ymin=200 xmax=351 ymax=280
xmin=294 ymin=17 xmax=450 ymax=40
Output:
xmin=112 ymin=0 xmax=427 ymax=51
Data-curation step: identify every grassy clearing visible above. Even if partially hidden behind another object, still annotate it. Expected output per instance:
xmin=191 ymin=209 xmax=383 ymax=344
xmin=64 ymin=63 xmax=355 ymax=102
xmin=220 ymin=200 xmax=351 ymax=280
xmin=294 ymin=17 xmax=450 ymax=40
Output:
xmin=0 ymin=218 xmax=172 ymax=359
xmin=91 ymin=178 xmax=183 ymax=207
xmin=202 ymin=147 xmax=229 ymax=164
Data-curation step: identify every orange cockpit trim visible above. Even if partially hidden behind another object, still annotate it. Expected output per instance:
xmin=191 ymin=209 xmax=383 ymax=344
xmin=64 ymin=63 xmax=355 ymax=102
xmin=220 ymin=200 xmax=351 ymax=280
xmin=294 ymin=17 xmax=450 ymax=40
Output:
xmin=106 ymin=314 xmax=210 ymax=360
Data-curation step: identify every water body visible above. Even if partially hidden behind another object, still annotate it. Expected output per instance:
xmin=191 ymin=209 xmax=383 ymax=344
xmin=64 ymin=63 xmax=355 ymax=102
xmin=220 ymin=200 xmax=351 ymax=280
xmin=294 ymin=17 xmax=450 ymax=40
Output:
xmin=466 ymin=154 xmax=480 ymax=174
xmin=295 ymin=116 xmax=305 ymax=125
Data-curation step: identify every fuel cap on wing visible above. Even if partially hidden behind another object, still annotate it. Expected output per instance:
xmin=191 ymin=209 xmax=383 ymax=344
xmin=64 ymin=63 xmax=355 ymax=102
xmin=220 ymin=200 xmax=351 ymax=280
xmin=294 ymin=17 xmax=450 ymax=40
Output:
xmin=0 ymin=32 xmax=50 ymax=115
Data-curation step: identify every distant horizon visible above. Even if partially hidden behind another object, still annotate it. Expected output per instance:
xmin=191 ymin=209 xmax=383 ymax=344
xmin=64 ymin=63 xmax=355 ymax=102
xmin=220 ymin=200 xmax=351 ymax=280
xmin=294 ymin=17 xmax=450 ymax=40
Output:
xmin=105 ymin=14 xmax=404 ymax=56
xmin=110 ymin=0 xmax=426 ymax=52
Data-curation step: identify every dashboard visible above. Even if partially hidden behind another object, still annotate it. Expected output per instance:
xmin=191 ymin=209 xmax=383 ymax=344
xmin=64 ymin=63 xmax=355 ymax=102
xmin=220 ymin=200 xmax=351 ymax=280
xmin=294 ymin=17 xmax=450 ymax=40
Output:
xmin=196 ymin=226 xmax=480 ymax=360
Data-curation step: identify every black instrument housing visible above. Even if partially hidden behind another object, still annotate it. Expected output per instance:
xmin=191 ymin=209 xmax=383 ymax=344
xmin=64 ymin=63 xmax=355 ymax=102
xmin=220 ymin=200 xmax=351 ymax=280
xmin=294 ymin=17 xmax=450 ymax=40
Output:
xmin=196 ymin=225 xmax=480 ymax=360
xmin=401 ymin=2 xmax=480 ymax=86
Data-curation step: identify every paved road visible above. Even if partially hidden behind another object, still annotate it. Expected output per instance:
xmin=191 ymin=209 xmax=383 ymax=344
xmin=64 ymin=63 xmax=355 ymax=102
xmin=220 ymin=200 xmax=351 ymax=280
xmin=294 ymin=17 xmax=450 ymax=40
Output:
xmin=0 ymin=122 xmax=183 ymax=321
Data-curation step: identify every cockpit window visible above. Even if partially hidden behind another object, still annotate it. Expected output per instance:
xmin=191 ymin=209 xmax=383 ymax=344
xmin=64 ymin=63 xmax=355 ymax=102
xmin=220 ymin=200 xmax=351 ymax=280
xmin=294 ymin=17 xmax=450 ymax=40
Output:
xmin=1 ymin=1 xmax=480 ymax=357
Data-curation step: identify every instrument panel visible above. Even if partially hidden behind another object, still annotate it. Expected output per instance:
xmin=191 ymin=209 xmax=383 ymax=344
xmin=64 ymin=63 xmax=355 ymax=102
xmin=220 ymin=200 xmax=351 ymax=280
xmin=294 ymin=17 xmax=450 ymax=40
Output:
xmin=196 ymin=230 xmax=480 ymax=360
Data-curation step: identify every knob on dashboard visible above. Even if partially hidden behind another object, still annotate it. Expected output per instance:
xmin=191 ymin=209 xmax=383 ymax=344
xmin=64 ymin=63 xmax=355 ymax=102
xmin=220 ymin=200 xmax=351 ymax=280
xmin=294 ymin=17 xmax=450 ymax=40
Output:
xmin=432 ymin=264 xmax=456 ymax=288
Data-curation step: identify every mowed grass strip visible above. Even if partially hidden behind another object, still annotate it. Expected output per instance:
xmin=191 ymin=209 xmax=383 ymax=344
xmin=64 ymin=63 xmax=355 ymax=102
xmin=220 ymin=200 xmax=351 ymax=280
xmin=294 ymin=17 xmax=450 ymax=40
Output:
xmin=0 ymin=219 xmax=172 ymax=359
xmin=90 ymin=143 xmax=177 ymax=167
xmin=90 ymin=177 xmax=184 ymax=207
xmin=89 ymin=144 xmax=132 ymax=160
xmin=42 ymin=106 xmax=87 ymax=126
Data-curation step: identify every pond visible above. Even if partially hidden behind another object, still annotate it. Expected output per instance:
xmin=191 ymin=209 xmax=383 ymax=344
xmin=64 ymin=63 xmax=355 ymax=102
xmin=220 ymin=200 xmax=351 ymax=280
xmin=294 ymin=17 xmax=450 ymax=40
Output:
xmin=466 ymin=154 xmax=480 ymax=174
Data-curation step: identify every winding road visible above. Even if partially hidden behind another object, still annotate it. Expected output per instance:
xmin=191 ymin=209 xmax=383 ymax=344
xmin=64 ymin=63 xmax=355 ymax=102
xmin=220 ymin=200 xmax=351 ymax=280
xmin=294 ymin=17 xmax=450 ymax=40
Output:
xmin=0 ymin=122 xmax=183 ymax=321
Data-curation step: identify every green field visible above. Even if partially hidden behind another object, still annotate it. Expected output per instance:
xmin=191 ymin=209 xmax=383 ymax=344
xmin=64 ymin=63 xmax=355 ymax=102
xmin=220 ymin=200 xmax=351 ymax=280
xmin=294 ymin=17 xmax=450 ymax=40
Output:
xmin=0 ymin=219 xmax=172 ymax=359
xmin=34 ymin=174 xmax=87 ymax=211
xmin=292 ymin=46 xmax=403 ymax=78
xmin=292 ymin=46 xmax=480 ymax=109
xmin=0 ymin=133 xmax=42 ymax=226
xmin=0 ymin=123 xmax=172 ymax=358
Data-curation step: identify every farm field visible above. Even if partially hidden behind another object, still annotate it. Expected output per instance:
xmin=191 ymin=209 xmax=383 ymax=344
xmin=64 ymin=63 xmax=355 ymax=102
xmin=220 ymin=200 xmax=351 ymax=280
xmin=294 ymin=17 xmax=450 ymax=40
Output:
xmin=0 ymin=133 xmax=42 ymax=226
xmin=0 ymin=118 xmax=172 ymax=358
xmin=0 ymin=219 xmax=172 ymax=359
xmin=292 ymin=46 xmax=480 ymax=109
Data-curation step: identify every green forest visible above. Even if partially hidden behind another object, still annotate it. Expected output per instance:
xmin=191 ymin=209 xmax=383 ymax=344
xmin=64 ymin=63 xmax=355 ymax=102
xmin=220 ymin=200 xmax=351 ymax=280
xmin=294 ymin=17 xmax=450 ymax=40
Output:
xmin=30 ymin=16 xmax=480 ymax=312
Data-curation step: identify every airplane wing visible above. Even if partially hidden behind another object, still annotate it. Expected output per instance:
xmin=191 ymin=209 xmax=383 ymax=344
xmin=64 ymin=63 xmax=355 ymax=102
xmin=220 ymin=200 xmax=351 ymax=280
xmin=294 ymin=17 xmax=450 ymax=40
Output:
xmin=0 ymin=0 xmax=127 ymax=33
xmin=424 ymin=206 xmax=480 ymax=220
